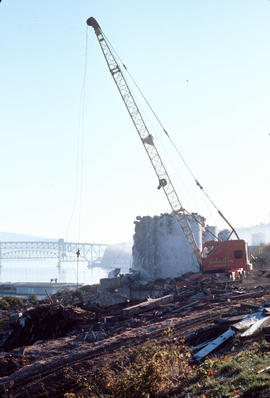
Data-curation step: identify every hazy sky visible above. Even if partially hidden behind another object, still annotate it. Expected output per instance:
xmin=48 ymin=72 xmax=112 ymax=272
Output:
xmin=1 ymin=1 xmax=269 ymax=244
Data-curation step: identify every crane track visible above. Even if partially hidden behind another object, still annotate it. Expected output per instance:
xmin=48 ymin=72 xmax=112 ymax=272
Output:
xmin=1 ymin=309 xmax=228 ymax=398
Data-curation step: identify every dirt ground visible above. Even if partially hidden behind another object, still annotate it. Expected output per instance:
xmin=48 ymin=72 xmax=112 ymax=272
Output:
xmin=1 ymin=273 xmax=270 ymax=397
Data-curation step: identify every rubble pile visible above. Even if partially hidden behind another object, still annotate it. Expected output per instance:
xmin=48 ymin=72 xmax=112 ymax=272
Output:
xmin=1 ymin=304 xmax=95 ymax=351
xmin=1 ymin=271 xmax=270 ymax=397
xmin=0 ymin=311 xmax=9 ymax=344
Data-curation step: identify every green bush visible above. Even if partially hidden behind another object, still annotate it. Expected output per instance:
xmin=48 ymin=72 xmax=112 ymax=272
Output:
xmin=27 ymin=294 xmax=38 ymax=304
xmin=0 ymin=296 xmax=23 ymax=309
xmin=0 ymin=298 xmax=10 ymax=310
xmin=68 ymin=340 xmax=192 ymax=398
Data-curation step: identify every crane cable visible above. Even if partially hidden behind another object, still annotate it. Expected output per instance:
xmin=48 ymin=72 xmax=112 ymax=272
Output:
xmin=102 ymin=30 xmax=239 ymax=239
xmin=66 ymin=26 xmax=89 ymax=251
xmin=77 ymin=26 xmax=89 ymax=246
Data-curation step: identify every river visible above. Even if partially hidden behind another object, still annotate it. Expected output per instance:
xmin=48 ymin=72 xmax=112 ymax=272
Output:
xmin=0 ymin=260 xmax=109 ymax=285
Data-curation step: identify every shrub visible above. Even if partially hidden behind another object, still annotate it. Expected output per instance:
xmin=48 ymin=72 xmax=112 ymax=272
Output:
xmin=73 ymin=340 xmax=192 ymax=398
xmin=27 ymin=294 xmax=38 ymax=304
xmin=0 ymin=296 xmax=23 ymax=310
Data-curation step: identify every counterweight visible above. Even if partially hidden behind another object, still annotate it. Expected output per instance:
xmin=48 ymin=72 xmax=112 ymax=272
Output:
xmin=87 ymin=17 xmax=202 ymax=264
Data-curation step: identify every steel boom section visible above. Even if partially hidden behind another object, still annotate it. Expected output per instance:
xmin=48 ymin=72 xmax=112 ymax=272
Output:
xmin=89 ymin=20 xmax=201 ymax=263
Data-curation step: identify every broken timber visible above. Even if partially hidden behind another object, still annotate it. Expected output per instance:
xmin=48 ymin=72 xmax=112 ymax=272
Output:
xmin=193 ymin=328 xmax=235 ymax=361
xmin=241 ymin=316 xmax=270 ymax=338
xmin=122 ymin=294 xmax=173 ymax=317
xmin=231 ymin=311 xmax=264 ymax=332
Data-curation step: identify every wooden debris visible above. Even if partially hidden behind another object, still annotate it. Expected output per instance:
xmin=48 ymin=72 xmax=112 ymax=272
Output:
xmin=240 ymin=302 xmax=260 ymax=311
xmin=241 ymin=316 xmax=270 ymax=338
xmin=263 ymin=325 xmax=270 ymax=342
xmin=193 ymin=328 xmax=235 ymax=361
xmin=231 ymin=311 xmax=264 ymax=331
xmin=171 ymin=300 xmax=200 ymax=313
xmin=1 ymin=304 xmax=95 ymax=351
xmin=258 ymin=365 xmax=270 ymax=374
xmin=122 ymin=294 xmax=173 ymax=317
xmin=191 ymin=338 xmax=214 ymax=353
xmin=214 ymin=314 xmax=247 ymax=326
xmin=264 ymin=307 xmax=270 ymax=315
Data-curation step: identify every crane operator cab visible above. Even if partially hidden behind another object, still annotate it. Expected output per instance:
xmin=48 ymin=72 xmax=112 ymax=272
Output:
xmin=202 ymin=239 xmax=252 ymax=280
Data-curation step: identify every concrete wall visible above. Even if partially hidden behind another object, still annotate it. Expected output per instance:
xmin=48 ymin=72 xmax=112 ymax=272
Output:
xmin=132 ymin=213 xmax=202 ymax=279
xmin=203 ymin=226 xmax=218 ymax=243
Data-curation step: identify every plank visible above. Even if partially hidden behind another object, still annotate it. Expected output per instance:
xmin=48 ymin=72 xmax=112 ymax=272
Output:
xmin=214 ymin=314 xmax=247 ymax=326
xmin=231 ymin=311 xmax=264 ymax=331
xmin=193 ymin=329 xmax=235 ymax=361
xmin=191 ymin=338 xmax=214 ymax=353
xmin=241 ymin=316 xmax=270 ymax=338
xmin=122 ymin=294 xmax=173 ymax=317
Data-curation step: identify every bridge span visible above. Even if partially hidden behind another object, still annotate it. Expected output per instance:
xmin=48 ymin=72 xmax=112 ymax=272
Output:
xmin=0 ymin=239 xmax=107 ymax=267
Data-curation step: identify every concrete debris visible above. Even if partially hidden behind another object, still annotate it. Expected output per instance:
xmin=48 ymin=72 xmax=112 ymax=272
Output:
xmin=108 ymin=268 xmax=121 ymax=279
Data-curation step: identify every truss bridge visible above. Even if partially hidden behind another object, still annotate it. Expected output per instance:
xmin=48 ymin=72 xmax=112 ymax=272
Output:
xmin=0 ymin=239 xmax=107 ymax=267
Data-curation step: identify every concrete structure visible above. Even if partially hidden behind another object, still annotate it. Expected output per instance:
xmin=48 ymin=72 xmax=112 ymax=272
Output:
xmin=96 ymin=273 xmax=165 ymax=306
xmin=132 ymin=213 xmax=202 ymax=279
xmin=203 ymin=226 xmax=218 ymax=243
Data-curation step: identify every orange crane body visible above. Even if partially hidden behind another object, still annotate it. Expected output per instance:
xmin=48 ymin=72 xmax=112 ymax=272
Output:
xmin=202 ymin=240 xmax=252 ymax=276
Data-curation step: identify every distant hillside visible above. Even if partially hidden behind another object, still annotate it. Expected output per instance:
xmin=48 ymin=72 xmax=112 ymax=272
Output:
xmin=236 ymin=223 xmax=270 ymax=245
xmin=0 ymin=232 xmax=50 ymax=241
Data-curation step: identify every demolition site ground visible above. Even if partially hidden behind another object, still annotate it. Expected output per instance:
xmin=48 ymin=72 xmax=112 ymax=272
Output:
xmin=2 ymin=269 xmax=270 ymax=397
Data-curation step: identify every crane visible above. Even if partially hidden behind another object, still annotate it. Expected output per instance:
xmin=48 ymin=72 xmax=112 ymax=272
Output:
xmin=87 ymin=17 xmax=252 ymax=278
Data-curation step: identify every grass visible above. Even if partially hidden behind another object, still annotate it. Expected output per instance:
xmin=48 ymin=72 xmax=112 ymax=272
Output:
xmin=182 ymin=339 xmax=270 ymax=397
xmin=64 ymin=331 xmax=270 ymax=398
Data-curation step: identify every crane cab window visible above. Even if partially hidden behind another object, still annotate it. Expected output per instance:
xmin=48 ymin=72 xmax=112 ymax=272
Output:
xmin=202 ymin=245 xmax=214 ymax=258
xmin=234 ymin=250 xmax=243 ymax=259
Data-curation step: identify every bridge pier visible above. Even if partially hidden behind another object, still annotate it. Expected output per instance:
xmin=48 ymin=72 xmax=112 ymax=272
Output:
xmin=58 ymin=238 xmax=65 ymax=267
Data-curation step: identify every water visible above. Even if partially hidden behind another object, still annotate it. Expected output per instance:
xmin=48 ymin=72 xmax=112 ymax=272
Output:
xmin=0 ymin=260 xmax=109 ymax=285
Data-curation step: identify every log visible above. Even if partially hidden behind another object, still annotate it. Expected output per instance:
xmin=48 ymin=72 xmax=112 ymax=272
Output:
xmin=122 ymin=294 xmax=173 ymax=317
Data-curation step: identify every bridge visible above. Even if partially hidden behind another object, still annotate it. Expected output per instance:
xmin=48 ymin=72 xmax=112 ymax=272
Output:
xmin=0 ymin=240 xmax=107 ymax=267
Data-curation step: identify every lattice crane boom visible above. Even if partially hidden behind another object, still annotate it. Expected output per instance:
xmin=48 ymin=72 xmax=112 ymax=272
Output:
xmin=87 ymin=17 xmax=202 ymax=264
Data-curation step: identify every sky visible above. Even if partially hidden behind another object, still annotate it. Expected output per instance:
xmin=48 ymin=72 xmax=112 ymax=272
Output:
xmin=0 ymin=0 xmax=269 ymax=244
